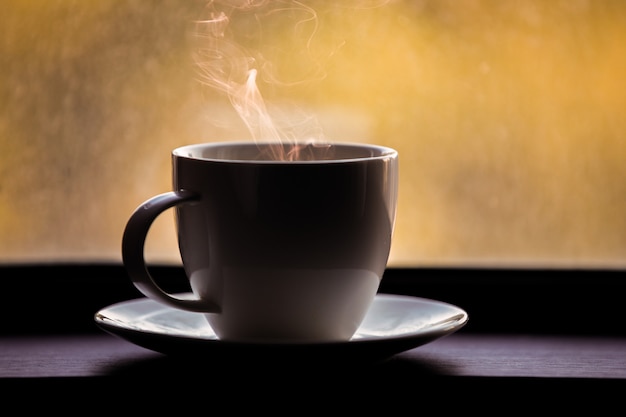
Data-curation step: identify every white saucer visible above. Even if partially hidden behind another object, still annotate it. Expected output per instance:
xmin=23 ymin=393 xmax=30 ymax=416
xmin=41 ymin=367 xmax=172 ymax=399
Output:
xmin=95 ymin=293 xmax=468 ymax=363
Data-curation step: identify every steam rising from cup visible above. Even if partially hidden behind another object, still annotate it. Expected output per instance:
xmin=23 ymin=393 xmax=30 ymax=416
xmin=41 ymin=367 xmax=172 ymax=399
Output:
xmin=193 ymin=1 xmax=332 ymax=161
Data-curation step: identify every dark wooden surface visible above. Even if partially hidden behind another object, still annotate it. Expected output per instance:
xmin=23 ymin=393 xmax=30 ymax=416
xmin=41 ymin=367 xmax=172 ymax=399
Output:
xmin=2 ymin=333 xmax=626 ymax=380
xmin=1 ymin=264 xmax=625 ymax=411
xmin=1 ymin=332 xmax=624 ymax=413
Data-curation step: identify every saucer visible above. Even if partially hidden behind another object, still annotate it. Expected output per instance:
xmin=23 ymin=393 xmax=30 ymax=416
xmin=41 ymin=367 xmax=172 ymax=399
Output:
xmin=94 ymin=293 xmax=468 ymax=363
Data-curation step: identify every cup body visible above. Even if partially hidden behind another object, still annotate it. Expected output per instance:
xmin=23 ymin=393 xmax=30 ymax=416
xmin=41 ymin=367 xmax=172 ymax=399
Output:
xmin=123 ymin=141 xmax=398 ymax=343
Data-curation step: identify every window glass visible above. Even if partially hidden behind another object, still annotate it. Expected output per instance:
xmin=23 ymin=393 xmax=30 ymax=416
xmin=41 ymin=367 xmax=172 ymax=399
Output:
xmin=1 ymin=0 xmax=625 ymax=268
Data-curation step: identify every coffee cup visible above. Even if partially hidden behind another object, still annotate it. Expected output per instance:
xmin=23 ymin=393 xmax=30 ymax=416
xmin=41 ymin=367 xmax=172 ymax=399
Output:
xmin=122 ymin=141 xmax=398 ymax=343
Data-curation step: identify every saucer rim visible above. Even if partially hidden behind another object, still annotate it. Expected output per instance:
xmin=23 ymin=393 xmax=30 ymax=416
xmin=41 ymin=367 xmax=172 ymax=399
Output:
xmin=94 ymin=292 xmax=469 ymax=347
xmin=94 ymin=293 xmax=468 ymax=358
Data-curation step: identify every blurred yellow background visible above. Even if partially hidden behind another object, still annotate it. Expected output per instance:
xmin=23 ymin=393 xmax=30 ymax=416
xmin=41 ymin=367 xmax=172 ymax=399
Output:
xmin=1 ymin=0 xmax=625 ymax=268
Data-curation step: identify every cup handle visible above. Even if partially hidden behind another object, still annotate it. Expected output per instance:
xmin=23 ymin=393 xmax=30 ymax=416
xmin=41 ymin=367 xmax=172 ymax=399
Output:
xmin=122 ymin=190 xmax=221 ymax=313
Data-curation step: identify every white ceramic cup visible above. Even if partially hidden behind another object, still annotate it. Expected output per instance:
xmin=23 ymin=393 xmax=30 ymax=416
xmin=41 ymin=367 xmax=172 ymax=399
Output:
xmin=122 ymin=141 xmax=398 ymax=343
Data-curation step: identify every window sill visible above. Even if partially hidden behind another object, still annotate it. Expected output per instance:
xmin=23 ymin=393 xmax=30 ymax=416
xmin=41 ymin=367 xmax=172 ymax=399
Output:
xmin=3 ymin=332 xmax=625 ymax=379
xmin=1 ymin=332 xmax=624 ymax=410
xmin=1 ymin=263 xmax=625 ymax=407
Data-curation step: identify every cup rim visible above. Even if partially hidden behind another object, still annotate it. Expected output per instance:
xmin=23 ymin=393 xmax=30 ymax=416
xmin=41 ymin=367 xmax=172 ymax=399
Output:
xmin=172 ymin=141 xmax=398 ymax=164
